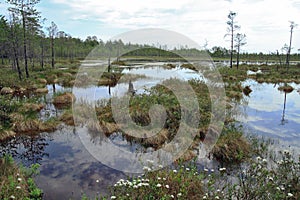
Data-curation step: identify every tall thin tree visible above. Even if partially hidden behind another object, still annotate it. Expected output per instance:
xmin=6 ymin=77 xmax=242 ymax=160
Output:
xmin=225 ymin=11 xmax=240 ymax=68
xmin=6 ymin=0 xmax=41 ymax=78
xmin=8 ymin=13 xmax=23 ymax=80
xmin=234 ymin=33 xmax=246 ymax=69
xmin=286 ymin=21 xmax=297 ymax=69
xmin=47 ymin=21 xmax=58 ymax=68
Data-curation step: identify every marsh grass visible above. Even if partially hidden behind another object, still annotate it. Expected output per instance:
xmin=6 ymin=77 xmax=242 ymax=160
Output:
xmin=109 ymin=162 xmax=204 ymax=200
xmin=211 ymin=125 xmax=251 ymax=164
xmin=103 ymin=139 xmax=299 ymax=200
xmin=0 ymin=154 xmax=42 ymax=200
xmin=94 ymin=78 xmax=211 ymax=151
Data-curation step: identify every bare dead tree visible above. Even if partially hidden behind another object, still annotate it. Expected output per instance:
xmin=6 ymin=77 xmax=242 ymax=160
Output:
xmin=234 ymin=33 xmax=246 ymax=69
xmin=286 ymin=21 xmax=298 ymax=69
xmin=225 ymin=11 xmax=240 ymax=68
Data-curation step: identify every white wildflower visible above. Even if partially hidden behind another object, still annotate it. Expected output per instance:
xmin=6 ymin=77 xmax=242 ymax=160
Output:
xmin=287 ymin=193 xmax=294 ymax=197
xmin=147 ymin=159 xmax=154 ymax=164
xmin=177 ymin=193 xmax=182 ymax=197
xmin=277 ymin=160 xmax=283 ymax=165
xmin=256 ymin=156 xmax=262 ymax=161
xmin=157 ymin=177 xmax=161 ymax=180
xmin=283 ymin=150 xmax=290 ymax=155
xmin=143 ymin=166 xmax=151 ymax=171
xmin=215 ymin=196 xmax=220 ymax=199
xmin=173 ymin=169 xmax=177 ymax=173
xmin=165 ymin=185 xmax=170 ymax=189
xmin=276 ymin=187 xmax=280 ymax=191
xmin=170 ymin=194 xmax=175 ymax=198
xmin=156 ymin=183 xmax=162 ymax=188
xmin=16 ymin=186 xmax=21 ymax=189
xmin=219 ymin=168 xmax=226 ymax=172
xmin=111 ymin=196 xmax=116 ymax=199
xmin=137 ymin=183 xmax=143 ymax=187
xmin=186 ymin=167 xmax=190 ymax=171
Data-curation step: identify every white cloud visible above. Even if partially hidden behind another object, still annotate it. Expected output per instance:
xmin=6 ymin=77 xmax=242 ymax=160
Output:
xmin=1 ymin=0 xmax=299 ymax=52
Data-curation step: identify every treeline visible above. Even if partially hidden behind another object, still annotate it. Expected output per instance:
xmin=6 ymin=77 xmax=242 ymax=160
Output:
xmin=209 ymin=46 xmax=300 ymax=62
xmin=1 ymin=1 xmax=299 ymax=81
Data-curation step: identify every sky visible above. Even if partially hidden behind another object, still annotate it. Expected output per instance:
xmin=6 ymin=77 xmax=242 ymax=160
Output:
xmin=1 ymin=0 xmax=300 ymax=53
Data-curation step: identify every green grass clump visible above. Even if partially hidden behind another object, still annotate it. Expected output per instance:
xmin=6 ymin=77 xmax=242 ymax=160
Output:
xmin=211 ymin=125 xmax=251 ymax=164
xmin=0 ymin=154 xmax=43 ymax=200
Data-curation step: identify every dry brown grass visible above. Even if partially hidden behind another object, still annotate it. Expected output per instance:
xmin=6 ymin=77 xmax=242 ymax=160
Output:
xmin=53 ymin=92 xmax=75 ymax=108
xmin=278 ymin=85 xmax=294 ymax=93
xmin=211 ymin=130 xmax=251 ymax=164
xmin=12 ymin=119 xmax=57 ymax=134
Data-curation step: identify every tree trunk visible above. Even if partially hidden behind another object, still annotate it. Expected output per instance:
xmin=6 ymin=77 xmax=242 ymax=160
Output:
xmin=286 ymin=25 xmax=294 ymax=71
xmin=276 ymin=50 xmax=281 ymax=71
xmin=1 ymin=54 xmax=4 ymax=65
xmin=41 ymin=43 xmax=44 ymax=69
xmin=13 ymin=45 xmax=22 ymax=81
xmin=236 ymin=46 xmax=240 ymax=69
xmin=22 ymin=11 xmax=29 ymax=78
xmin=51 ymin=36 xmax=55 ymax=68
xmin=10 ymin=23 xmax=22 ymax=80
xmin=230 ymin=22 xmax=234 ymax=68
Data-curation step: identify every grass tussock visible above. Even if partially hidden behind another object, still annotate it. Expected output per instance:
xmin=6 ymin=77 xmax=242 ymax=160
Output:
xmin=12 ymin=118 xmax=58 ymax=134
xmin=278 ymin=84 xmax=294 ymax=93
xmin=211 ymin=125 xmax=251 ymax=164
xmin=59 ymin=110 xmax=75 ymax=126
xmin=53 ymin=92 xmax=75 ymax=108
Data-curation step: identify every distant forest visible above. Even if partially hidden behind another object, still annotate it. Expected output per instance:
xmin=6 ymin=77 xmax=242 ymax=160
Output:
xmin=0 ymin=0 xmax=299 ymax=72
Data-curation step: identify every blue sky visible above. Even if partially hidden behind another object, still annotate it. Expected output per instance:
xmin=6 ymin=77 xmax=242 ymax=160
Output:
xmin=1 ymin=0 xmax=300 ymax=53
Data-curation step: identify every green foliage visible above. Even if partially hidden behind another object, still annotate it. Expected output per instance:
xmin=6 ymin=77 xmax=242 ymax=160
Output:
xmin=104 ymin=147 xmax=299 ymax=200
xmin=0 ymin=154 xmax=43 ymax=200
xmin=212 ymin=125 xmax=251 ymax=164
xmin=109 ymin=162 xmax=204 ymax=199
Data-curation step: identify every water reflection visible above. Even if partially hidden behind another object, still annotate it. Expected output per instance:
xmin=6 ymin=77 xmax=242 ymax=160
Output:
xmin=0 ymin=135 xmax=50 ymax=166
xmin=281 ymin=92 xmax=287 ymax=125
xmin=239 ymin=80 xmax=300 ymax=148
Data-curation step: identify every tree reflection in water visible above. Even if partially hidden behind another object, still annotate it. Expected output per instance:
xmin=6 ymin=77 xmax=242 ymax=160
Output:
xmin=281 ymin=92 xmax=288 ymax=125
xmin=0 ymin=135 xmax=50 ymax=166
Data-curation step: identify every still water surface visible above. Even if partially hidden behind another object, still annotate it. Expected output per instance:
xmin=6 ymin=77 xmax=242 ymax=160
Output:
xmin=1 ymin=63 xmax=299 ymax=199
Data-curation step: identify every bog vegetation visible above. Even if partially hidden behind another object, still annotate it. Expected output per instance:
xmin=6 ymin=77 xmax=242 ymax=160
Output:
xmin=0 ymin=1 xmax=300 ymax=199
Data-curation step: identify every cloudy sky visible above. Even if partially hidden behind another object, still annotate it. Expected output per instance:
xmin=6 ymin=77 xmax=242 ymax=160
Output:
xmin=1 ymin=0 xmax=300 ymax=53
